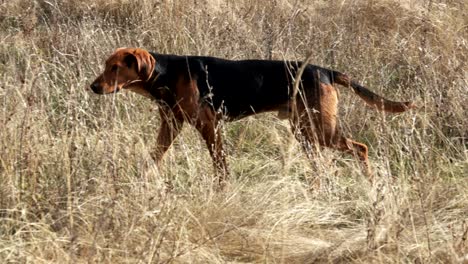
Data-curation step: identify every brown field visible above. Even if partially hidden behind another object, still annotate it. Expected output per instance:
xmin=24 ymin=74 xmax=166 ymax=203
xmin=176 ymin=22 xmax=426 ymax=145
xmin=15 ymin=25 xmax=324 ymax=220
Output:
xmin=0 ymin=0 xmax=467 ymax=263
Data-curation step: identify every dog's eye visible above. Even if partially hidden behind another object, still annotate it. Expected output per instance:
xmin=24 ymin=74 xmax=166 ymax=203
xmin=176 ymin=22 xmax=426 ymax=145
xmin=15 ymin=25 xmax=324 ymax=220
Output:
xmin=111 ymin=65 xmax=118 ymax=72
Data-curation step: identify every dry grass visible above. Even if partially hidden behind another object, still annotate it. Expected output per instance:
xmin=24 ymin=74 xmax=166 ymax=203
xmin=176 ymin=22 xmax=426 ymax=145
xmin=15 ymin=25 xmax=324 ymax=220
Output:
xmin=0 ymin=0 xmax=467 ymax=263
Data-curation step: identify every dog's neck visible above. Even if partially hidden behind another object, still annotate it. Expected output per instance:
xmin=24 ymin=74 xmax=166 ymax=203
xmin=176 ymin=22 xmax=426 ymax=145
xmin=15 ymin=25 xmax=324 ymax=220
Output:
xmin=125 ymin=82 xmax=155 ymax=100
xmin=125 ymin=68 xmax=167 ymax=100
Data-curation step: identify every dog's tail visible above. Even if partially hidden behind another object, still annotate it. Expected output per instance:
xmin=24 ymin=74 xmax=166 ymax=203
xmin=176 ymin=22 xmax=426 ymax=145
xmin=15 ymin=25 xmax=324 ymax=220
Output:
xmin=332 ymin=71 xmax=415 ymax=113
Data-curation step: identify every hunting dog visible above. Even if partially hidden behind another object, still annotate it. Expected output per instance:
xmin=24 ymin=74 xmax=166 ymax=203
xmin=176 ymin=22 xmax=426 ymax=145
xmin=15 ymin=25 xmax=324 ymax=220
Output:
xmin=90 ymin=48 xmax=414 ymax=185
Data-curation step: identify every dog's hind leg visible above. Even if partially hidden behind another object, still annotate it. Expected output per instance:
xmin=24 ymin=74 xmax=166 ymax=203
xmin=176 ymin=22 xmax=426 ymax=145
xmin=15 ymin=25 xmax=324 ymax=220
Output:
xmin=334 ymin=136 xmax=372 ymax=179
xmin=292 ymin=81 xmax=373 ymax=181
xmin=312 ymin=82 xmax=373 ymax=180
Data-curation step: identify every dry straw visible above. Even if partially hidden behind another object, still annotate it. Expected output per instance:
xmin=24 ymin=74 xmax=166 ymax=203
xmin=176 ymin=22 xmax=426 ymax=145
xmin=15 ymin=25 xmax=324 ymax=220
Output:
xmin=0 ymin=0 xmax=466 ymax=263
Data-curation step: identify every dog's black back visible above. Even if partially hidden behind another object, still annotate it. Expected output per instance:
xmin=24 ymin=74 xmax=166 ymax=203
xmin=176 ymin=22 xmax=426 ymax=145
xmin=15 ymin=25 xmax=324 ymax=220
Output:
xmin=150 ymin=53 xmax=335 ymax=119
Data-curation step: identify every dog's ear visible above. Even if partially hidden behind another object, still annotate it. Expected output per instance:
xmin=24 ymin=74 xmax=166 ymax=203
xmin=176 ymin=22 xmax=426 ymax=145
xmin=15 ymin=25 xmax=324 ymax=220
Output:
xmin=123 ymin=52 xmax=137 ymax=68
xmin=128 ymin=48 xmax=156 ymax=81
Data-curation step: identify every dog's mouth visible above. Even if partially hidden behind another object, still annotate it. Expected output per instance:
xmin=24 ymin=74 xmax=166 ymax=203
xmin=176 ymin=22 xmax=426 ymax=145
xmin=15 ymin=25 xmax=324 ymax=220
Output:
xmin=122 ymin=79 xmax=144 ymax=89
xmin=90 ymin=82 xmax=122 ymax=94
xmin=91 ymin=77 xmax=152 ymax=95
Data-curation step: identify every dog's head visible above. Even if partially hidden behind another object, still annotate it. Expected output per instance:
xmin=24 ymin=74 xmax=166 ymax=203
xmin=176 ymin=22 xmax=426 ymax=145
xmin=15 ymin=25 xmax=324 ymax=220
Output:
xmin=90 ymin=48 xmax=155 ymax=94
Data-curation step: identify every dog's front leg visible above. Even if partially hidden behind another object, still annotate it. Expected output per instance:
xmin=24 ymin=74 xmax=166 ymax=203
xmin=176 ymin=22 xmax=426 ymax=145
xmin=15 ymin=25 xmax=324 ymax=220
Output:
xmin=195 ymin=106 xmax=229 ymax=186
xmin=152 ymin=108 xmax=184 ymax=165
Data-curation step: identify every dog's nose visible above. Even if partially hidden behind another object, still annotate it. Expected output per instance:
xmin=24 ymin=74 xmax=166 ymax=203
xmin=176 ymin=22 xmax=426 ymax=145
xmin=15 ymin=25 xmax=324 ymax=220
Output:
xmin=90 ymin=82 xmax=101 ymax=93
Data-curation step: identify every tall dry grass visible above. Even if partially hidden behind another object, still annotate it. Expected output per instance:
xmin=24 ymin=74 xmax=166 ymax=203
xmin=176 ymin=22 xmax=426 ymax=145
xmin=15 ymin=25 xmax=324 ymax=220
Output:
xmin=0 ymin=0 xmax=467 ymax=263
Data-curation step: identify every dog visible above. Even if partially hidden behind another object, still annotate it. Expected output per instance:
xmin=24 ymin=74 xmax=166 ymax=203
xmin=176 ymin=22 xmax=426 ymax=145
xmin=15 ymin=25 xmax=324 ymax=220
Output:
xmin=90 ymin=47 xmax=414 ymax=185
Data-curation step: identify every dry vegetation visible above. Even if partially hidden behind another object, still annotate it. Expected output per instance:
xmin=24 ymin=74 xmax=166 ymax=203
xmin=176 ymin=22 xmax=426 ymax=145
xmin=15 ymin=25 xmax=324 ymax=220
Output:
xmin=0 ymin=0 xmax=467 ymax=263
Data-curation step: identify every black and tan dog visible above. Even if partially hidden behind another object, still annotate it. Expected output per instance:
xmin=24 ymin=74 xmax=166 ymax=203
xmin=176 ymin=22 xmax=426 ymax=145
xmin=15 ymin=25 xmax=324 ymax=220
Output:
xmin=90 ymin=48 xmax=414 ymax=184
